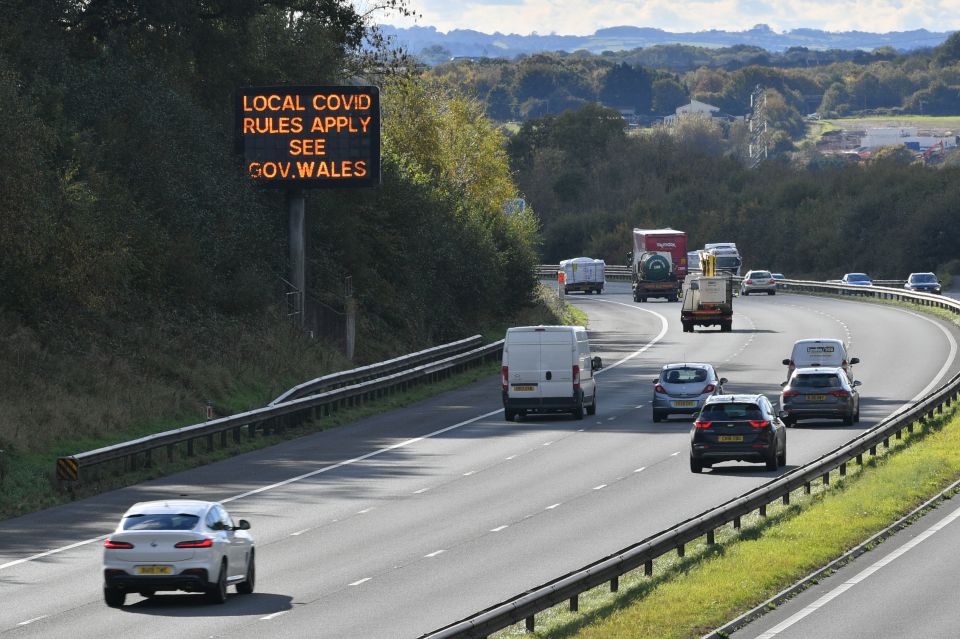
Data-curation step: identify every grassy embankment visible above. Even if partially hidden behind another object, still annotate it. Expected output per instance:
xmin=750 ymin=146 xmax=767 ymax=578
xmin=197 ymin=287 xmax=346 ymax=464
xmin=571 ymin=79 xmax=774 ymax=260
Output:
xmin=493 ymin=295 xmax=960 ymax=639
xmin=0 ymin=285 xmax=586 ymax=521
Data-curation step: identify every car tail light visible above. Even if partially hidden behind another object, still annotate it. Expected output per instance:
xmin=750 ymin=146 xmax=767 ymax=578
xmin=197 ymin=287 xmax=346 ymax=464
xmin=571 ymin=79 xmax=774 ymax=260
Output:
xmin=654 ymin=383 xmax=666 ymax=393
xmin=768 ymin=278 xmax=775 ymax=283
xmin=745 ymin=279 xmax=753 ymax=284
xmin=829 ymin=390 xmax=850 ymax=397
xmin=572 ymin=365 xmax=581 ymax=392
xmin=104 ymin=539 xmax=134 ymax=549
xmin=749 ymin=420 xmax=770 ymax=428
xmin=501 ymin=366 xmax=509 ymax=392
xmin=702 ymin=383 xmax=716 ymax=393
xmin=175 ymin=538 xmax=213 ymax=548
xmin=782 ymin=390 xmax=799 ymax=397
xmin=841 ymin=359 xmax=848 ymax=366
xmin=694 ymin=420 xmax=712 ymax=429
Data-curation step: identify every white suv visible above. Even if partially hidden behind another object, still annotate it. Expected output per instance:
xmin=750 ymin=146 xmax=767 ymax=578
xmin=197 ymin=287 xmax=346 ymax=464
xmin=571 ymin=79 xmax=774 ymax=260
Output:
xmin=103 ymin=500 xmax=254 ymax=607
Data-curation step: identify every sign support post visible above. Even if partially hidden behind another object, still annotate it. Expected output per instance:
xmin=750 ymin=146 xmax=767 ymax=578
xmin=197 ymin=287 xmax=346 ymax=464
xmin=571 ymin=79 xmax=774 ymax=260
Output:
xmin=288 ymin=189 xmax=306 ymax=328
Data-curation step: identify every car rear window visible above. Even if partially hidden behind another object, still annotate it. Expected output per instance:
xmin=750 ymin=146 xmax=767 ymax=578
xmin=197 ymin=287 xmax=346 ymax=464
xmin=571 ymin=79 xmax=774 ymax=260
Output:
xmin=792 ymin=374 xmax=842 ymax=388
xmin=122 ymin=513 xmax=200 ymax=531
xmin=911 ymin=273 xmax=936 ymax=283
xmin=751 ymin=271 xmax=771 ymax=278
xmin=663 ymin=368 xmax=708 ymax=383
xmin=699 ymin=403 xmax=763 ymax=420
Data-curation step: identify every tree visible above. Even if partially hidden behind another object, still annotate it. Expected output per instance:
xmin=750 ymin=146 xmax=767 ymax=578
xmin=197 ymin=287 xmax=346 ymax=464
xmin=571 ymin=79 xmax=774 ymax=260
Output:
xmin=651 ymin=78 xmax=688 ymax=115
xmin=598 ymin=62 xmax=653 ymax=112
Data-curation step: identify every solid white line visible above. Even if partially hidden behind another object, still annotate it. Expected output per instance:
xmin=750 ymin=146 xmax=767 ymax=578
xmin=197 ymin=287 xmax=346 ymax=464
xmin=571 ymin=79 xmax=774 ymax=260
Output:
xmin=349 ymin=577 xmax=371 ymax=586
xmin=17 ymin=616 xmax=48 ymax=626
xmin=546 ymin=503 xmax=561 ymax=510
xmin=670 ymin=451 xmax=681 ymax=457
xmin=505 ymin=455 xmax=516 ymax=460
xmin=260 ymin=611 xmax=289 ymax=621
xmin=542 ymin=441 xmax=554 ymax=446
xmin=754 ymin=500 xmax=960 ymax=638
xmin=425 ymin=549 xmax=445 ymax=558
xmin=490 ymin=525 xmax=508 ymax=532
xmin=593 ymin=484 xmax=607 ymax=490
xmin=462 ymin=471 xmax=476 ymax=476
xmin=357 ymin=508 xmax=372 ymax=514
xmin=634 ymin=467 xmax=647 ymax=473
xmin=290 ymin=529 xmax=309 ymax=536
xmin=0 ymin=296 xmax=670 ymax=573
xmin=413 ymin=487 xmax=430 ymax=494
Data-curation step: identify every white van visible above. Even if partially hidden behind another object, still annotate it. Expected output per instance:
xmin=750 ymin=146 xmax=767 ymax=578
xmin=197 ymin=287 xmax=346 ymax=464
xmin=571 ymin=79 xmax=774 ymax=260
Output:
xmin=782 ymin=338 xmax=859 ymax=382
xmin=501 ymin=326 xmax=603 ymax=420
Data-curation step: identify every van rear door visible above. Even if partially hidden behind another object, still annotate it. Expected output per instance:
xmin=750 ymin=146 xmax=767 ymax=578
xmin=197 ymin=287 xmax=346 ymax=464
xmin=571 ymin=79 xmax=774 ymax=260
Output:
xmin=506 ymin=329 xmax=542 ymax=399
xmin=539 ymin=329 xmax=575 ymax=398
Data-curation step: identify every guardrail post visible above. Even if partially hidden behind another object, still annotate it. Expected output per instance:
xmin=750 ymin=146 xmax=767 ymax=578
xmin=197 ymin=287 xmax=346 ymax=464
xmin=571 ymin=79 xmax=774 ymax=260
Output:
xmin=870 ymin=445 xmax=877 ymax=456
xmin=759 ymin=504 xmax=767 ymax=517
xmin=822 ymin=472 xmax=830 ymax=486
xmin=804 ymin=482 xmax=811 ymax=494
xmin=569 ymin=595 xmax=578 ymax=612
xmin=707 ymin=530 xmax=715 ymax=545
xmin=167 ymin=444 xmax=175 ymax=463
xmin=840 ymin=462 xmax=846 ymax=476
xmin=206 ymin=433 xmax=214 ymax=452
xmin=678 ymin=544 xmax=685 ymax=558
xmin=611 ymin=576 xmax=619 ymax=592
xmin=857 ymin=453 xmax=863 ymax=465
xmin=883 ymin=437 xmax=890 ymax=449
xmin=144 ymin=449 xmax=152 ymax=469
xmin=895 ymin=429 xmax=902 ymax=440
xmin=733 ymin=516 xmax=741 ymax=529
xmin=645 ymin=560 xmax=653 ymax=576
xmin=526 ymin=615 xmax=535 ymax=632
xmin=782 ymin=492 xmax=790 ymax=505
xmin=187 ymin=439 xmax=195 ymax=457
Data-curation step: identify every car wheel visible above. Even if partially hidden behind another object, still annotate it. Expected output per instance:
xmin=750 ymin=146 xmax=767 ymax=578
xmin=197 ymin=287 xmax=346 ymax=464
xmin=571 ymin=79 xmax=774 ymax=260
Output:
xmin=206 ymin=561 xmax=228 ymax=604
xmin=236 ymin=552 xmax=255 ymax=595
xmin=768 ymin=290 xmax=775 ymax=295
xmin=104 ymin=587 xmax=126 ymax=608
xmin=690 ymin=454 xmax=703 ymax=473
xmin=854 ymin=408 xmax=860 ymax=423
xmin=138 ymin=590 xmax=156 ymax=598
xmin=765 ymin=448 xmax=779 ymax=471
xmin=586 ymin=392 xmax=597 ymax=416
xmin=778 ymin=446 xmax=786 ymax=467
xmin=843 ymin=414 xmax=854 ymax=425
xmin=652 ymin=410 xmax=664 ymax=423
xmin=572 ymin=404 xmax=584 ymax=420
xmin=504 ymin=409 xmax=516 ymax=421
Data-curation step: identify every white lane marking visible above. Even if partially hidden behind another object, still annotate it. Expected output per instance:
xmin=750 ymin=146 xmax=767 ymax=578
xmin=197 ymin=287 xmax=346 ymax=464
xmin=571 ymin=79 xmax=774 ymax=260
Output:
xmin=607 ymin=417 xmax=616 ymax=421
xmin=0 ymin=296 xmax=670 ymax=572
xmin=462 ymin=471 xmax=476 ymax=476
xmin=260 ymin=611 xmax=289 ymax=621
xmin=542 ymin=441 xmax=554 ymax=446
xmin=414 ymin=487 xmax=430 ymax=494
xmin=349 ymin=577 xmax=371 ymax=586
xmin=290 ymin=529 xmax=309 ymax=536
xmin=546 ymin=503 xmax=561 ymax=510
xmin=357 ymin=508 xmax=372 ymax=514
xmin=425 ymin=549 xmax=445 ymax=558
xmin=635 ymin=404 xmax=645 ymax=409
xmin=670 ymin=451 xmax=681 ymax=457
xmin=577 ymin=428 xmax=585 ymax=432
xmin=490 ymin=525 xmax=509 ymax=532
xmin=593 ymin=484 xmax=607 ymax=490
xmin=755 ymin=500 xmax=960 ymax=638
xmin=505 ymin=455 xmax=516 ymax=460
xmin=887 ymin=308 xmax=958 ymax=412
xmin=17 ymin=616 xmax=48 ymax=626
xmin=634 ymin=467 xmax=647 ymax=473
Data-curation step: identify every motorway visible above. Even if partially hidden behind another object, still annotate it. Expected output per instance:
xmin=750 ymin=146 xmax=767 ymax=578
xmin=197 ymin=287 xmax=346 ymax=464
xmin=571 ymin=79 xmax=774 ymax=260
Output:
xmin=1 ymin=282 xmax=958 ymax=639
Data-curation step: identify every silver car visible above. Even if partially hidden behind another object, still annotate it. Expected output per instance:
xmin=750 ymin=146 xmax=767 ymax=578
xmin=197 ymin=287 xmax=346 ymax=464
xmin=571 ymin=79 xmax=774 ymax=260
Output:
xmin=103 ymin=500 xmax=255 ymax=607
xmin=779 ymin=366 xmax=861 ymax=426
xmin=653 ymin=363 xmax=726 ymax=422
xmin=740 ymin=270 xmax=777 ymax=295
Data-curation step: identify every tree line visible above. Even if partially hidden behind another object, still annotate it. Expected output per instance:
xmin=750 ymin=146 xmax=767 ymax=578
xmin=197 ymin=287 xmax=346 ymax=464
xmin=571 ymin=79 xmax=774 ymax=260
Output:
xmin=508 ymin=104 xmax=960 ymax=281
xmin=427 ymin=33 xmax=960 ymax=124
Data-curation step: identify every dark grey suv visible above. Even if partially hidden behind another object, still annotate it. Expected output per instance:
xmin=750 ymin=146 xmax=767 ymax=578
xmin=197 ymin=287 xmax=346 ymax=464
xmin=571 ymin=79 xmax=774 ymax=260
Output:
xmin=689 ymin=394 xmax=786 ymax=473
xmin=780 ymin=367 xmax=860 ymax=426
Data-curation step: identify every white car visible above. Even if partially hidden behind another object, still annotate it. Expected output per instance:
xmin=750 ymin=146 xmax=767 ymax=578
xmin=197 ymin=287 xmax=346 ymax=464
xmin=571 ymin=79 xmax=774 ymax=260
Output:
xmin=102 ymin=500 xmax=254 ymax=607
xmin=740 ymin=270 xmax=777 ymax=295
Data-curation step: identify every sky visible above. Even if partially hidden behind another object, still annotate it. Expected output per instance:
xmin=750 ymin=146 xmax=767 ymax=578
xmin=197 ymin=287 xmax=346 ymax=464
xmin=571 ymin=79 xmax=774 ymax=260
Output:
xmin=377 ymin=0 xmax=960 ymax=36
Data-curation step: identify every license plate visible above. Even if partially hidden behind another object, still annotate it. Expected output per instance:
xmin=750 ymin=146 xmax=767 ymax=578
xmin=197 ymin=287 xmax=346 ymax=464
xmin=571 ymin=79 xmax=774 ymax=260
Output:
xmin=136 ymin=565 xmax=172 ymax=575
xmin=806 ymin=394 xmax=827 ymax=401
xmin=512 ymin=385 xmax=536 ymax=392
xmin=718 ymin=435 xmax=744 ymax=442
xmin=672 ymin=400 xmax=696 ymax=407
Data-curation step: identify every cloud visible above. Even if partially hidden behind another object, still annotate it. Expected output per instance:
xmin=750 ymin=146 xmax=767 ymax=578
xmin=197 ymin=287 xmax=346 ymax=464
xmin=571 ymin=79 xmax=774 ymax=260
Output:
xmin=392 ymin=0 xmax=960 ymax=35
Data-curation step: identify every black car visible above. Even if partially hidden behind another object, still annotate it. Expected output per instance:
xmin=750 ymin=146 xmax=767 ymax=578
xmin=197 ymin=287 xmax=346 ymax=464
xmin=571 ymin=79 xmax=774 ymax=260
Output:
xmin=689 ymin=394 xmax=786 ymax=473
xmin=904 ymin=272 xmax=942 ymax=295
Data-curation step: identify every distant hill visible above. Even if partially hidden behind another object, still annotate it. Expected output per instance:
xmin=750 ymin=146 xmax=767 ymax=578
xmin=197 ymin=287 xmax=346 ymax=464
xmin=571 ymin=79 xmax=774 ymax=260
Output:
xmin=382 ymin=23 xmax=953 ymax=62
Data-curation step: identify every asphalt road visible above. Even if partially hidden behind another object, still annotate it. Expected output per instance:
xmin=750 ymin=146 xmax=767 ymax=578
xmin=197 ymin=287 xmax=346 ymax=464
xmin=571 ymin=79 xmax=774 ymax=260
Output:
xmin=1 ymin=283 xmax=958 ymax=639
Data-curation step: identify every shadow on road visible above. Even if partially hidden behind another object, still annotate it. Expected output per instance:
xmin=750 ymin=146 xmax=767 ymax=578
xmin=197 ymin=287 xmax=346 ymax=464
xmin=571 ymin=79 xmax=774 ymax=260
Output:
xmin=122 ymin=591 xmax=293 ymax=617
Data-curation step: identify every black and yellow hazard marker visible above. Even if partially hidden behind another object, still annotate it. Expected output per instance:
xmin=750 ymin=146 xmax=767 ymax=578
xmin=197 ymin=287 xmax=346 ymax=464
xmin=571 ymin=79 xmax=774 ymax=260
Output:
xmin=57 ymin=457 xmax=79 ymax=481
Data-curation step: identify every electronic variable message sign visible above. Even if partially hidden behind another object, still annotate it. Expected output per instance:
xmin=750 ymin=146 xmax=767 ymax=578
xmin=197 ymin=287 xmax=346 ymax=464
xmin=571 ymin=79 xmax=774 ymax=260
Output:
xmin=235 ymin=85 xmax=380 ymax=189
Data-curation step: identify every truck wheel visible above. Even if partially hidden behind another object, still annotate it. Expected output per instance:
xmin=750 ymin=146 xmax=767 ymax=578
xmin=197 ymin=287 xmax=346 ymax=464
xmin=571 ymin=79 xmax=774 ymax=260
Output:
xmin=721 ymin=321 xmax=732 ymax=332
xmin=572 ymin=404 xmax=585 ymax=420
xmin=504 ymin=409 xmax=516 ymax=421
xmin=768 ymin=290 xmax=775 ymax=295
